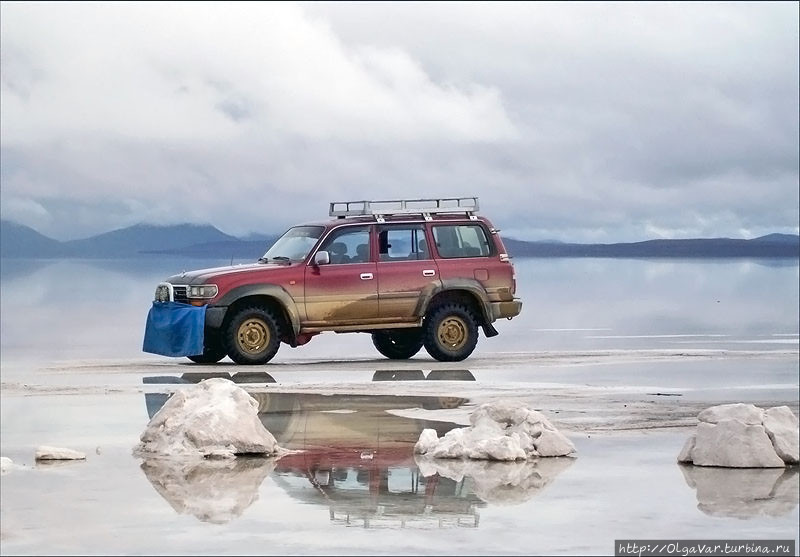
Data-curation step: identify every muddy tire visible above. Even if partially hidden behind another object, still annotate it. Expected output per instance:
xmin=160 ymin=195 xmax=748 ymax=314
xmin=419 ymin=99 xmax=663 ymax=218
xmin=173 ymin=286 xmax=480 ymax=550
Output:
xmin=371 ymin=328 xmax=424 ymax=359
xmin=187 ymin=331 xmax=227 ymax=364
xmin=423 ymin=304 xmax=479 ymax=362
xmin=224 ymin=306 xmax=281 ymax=365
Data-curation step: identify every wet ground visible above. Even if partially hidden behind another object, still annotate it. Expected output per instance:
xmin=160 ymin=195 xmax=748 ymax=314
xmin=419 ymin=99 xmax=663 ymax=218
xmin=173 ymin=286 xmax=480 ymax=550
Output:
xmin=1 ymin=350 xmax=798 ymax=555
xmin=1 ymin=257 xmax=798 ymax=554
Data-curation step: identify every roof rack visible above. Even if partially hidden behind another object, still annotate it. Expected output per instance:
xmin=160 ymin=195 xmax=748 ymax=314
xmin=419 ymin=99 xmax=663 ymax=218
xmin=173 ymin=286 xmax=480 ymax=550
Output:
xmin=329 ymin=197 xmax=479 ymax=222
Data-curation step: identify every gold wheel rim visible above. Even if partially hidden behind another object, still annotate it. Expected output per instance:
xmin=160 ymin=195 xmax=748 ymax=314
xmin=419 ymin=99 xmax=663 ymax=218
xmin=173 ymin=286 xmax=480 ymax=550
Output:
xmin=437 ymin=316 xmax=467 ymax=350
xmin=237 ymin=318 xmax=270 ymax=354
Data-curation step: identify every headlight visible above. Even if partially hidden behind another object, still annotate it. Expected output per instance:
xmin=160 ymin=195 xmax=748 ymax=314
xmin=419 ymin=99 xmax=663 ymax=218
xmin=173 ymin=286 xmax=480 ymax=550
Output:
xmin=187 ymin=284 xmax=218 ymax=299
xmin=155 ymin=283 xmax=172 ymax=302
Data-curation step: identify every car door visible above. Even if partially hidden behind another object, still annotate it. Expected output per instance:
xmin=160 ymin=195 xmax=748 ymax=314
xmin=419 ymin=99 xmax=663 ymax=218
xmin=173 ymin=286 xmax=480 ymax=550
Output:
xmin=375 ymin=224 xmax=440 ymax=319
xmin=304 ymin=225 xmax=379 ymax=326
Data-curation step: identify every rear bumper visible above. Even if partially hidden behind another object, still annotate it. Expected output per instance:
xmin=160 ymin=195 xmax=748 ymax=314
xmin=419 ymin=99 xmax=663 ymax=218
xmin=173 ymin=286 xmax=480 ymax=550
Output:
xmin=490 ymin=299 xmax=522 ymax=320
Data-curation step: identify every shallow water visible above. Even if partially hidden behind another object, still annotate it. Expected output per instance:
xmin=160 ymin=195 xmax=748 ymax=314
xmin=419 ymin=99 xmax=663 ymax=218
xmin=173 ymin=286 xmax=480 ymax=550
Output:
xmin=1 ymin=257 xmax=798 ymax=554
xmin=1 ymin=390 xmax=797 ymax=555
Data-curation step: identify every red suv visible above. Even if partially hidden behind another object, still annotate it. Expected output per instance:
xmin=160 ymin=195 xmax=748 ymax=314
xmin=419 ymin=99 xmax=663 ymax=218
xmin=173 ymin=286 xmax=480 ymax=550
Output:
xmin=143 ymin=197 xmax=522 ymax=364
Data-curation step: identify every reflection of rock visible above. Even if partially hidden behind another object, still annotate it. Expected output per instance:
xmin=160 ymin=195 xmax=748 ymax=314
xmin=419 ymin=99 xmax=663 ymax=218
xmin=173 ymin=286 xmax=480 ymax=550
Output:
xmin=135 ymin=378 xmax=281 ymax=458
xmin=680 ymin=465 xmax=799 ymax=519
xmin=678 ymin=404 xmax=798 ymax=468
xmin=140 ymin=456 xmax=277 ymax=524
xmin=416 ymin=455 xmax=573 ymax=505
xmin=415 ymin=400 xmax=575 ymax=461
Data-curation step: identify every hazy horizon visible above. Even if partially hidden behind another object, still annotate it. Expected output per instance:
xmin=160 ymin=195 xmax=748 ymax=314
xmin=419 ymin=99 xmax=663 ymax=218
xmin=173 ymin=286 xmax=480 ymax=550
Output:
xmin=2 ymin=3 xmax=798 ymax=243
xmin=3 ymin=217 xmax=798 ymax=246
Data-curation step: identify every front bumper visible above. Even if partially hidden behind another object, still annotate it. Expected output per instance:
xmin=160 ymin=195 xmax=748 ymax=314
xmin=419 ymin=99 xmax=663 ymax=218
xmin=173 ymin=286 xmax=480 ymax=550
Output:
xmin=491 ymin=299 xmax=522 ymax=320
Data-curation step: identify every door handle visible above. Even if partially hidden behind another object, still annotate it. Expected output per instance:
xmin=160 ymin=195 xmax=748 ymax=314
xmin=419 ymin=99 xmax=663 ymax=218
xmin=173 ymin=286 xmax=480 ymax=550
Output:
xmin=422 ymin=269 xmax=436 ymax=277
xmin=360 ymin=273 xmax=374 ymax=280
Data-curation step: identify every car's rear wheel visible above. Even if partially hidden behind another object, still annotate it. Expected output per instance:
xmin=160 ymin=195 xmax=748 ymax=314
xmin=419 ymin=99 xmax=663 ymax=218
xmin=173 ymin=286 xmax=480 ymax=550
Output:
xmin=225 ymin=306 xmax=281 ymax=365
xmin=371 ymin=328 xmax=425 ymax=359
xmin=423 ymin=303 xmax=479 ymax=362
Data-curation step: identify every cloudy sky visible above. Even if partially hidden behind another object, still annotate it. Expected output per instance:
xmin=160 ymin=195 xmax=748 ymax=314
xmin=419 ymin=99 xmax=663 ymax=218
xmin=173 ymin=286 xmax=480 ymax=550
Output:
xmin=1 ymin=2 xmax=798 ymax=242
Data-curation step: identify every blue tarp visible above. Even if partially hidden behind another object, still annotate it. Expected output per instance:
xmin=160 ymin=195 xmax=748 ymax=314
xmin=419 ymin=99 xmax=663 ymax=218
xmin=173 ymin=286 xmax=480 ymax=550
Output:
xmin=143 ymin=301 xmax=205 ymax=357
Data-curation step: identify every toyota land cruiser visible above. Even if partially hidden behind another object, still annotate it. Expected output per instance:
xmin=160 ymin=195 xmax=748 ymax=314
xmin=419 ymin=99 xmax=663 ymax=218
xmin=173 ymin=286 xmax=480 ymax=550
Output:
xmin=143 ymin=197 xmax=522 ymax=364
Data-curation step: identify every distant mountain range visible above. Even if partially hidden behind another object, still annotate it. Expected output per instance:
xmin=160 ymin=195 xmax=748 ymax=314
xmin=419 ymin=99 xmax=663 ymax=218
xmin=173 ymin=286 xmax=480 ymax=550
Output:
xmin=501 ymin=234 xmax=800 ymax=258
xmin=1 ymin=220 xmax=797 ymax=259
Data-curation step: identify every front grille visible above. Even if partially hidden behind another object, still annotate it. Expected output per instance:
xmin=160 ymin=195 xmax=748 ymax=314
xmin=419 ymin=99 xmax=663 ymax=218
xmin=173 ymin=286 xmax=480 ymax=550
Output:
xmin=172 ymin=285 xmax=189 ymax=302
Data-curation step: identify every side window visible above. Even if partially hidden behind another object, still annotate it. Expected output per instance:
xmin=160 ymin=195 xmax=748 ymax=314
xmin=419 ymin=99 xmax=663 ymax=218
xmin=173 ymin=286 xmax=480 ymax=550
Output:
xmin=378 ymin=226 xmax=430 ymax=262
xmin=320 ymin=226 xmax=371 ymax=264
xmin=432 ymin=225 xmax=491 ymax=258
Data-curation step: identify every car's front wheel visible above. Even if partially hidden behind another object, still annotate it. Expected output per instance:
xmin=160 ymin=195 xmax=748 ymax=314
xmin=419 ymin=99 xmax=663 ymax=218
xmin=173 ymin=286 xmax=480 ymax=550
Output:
xmin=423 ymin=303 xmax=479 ymax=362
xmin=371 ymin=328 xmax=424 ymax=359
xmin=225 ymin=306 xmax=281 ymax=365
xmin=187 ymin=330 xmax=227 ymax=364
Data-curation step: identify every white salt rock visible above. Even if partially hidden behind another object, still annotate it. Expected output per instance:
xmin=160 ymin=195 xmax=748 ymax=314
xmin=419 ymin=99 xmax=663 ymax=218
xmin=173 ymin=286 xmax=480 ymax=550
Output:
xmin=698 ymin=403 xmax=764 ymax=426
xmin=35 ymin=446 xmax=86 ymax=461
xmin=414 ymin=400 xmax=575 ymax=461
xmin=534 ymin=428 xmax=577 ymax=457
xmin=691 ymin=421 xmax=784 ymax=468
xmin=512 ymin=429 xmax=538 ymax=456
xmin=763 ymin=406 xmax=799 ymax=464
xmin=414 ymin=428 xmax=440 ymax=455
xmin=470 ymin=400 xmax=529 ymax=428
xmin=677 ymin=434 xmax=696 ymax=463
xmin=525 ymin=409 xmax=556 ymax=428
xmin=464 ymin=434 xmax=526 ymax=461
xmin=134 ymin=378 xmax=280 ymax=458
xmin=430 ymin=428 xmax=469 ymax=459
xmin=0 ymin=456 xmax=13 ymax=472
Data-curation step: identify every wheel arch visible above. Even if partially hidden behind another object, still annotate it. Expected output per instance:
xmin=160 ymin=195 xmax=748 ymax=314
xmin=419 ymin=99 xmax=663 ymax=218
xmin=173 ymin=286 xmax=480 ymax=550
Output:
xmin=414 ymin=280 xmax=492 ymax=326
xmin=214 ymin=285 xmax=301 ymax=341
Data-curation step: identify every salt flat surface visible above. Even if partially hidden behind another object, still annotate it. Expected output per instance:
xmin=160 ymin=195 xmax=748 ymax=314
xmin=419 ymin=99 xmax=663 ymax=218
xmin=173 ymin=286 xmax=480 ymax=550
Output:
xmin=1 ymin=257 xmax=797 ymax=554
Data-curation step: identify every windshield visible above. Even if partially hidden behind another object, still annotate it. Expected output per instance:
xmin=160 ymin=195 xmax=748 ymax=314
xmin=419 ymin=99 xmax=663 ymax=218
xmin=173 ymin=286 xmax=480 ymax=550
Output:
xmin=260 ymin=226 xmax=325 ymax=263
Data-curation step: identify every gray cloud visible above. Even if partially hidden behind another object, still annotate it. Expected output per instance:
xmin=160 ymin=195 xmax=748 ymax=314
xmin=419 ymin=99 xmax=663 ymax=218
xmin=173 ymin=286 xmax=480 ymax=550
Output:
xmin=1 ymin=2 xmax=797 ymax=242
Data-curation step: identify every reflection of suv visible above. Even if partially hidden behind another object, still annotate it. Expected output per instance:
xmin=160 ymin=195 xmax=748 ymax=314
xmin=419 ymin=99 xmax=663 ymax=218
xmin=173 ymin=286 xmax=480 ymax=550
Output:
xmin=143 ymin=197 xmax=522 ymax=364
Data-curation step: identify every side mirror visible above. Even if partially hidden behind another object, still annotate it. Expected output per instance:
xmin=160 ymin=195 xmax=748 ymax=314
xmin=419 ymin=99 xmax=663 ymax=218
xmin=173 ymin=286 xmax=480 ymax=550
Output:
xmin=314 ymin=250 xmax=330 ymax=266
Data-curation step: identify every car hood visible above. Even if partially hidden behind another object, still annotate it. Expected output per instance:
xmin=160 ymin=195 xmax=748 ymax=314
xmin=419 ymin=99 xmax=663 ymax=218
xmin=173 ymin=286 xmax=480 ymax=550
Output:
xmin=166 ymin=263 xmax=290 ymax=285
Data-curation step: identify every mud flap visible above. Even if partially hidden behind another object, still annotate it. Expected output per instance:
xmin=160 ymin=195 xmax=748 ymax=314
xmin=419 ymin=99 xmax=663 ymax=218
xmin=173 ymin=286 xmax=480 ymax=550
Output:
xmin=142 ymin=301 xmax=205 ymax=357
xmin=482 ymin=322 xmax=499 ymax=338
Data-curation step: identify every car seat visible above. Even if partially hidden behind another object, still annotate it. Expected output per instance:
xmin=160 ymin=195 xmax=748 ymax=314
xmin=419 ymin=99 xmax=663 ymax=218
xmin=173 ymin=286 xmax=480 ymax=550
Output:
xmin=417 ymin=239 xmax=429 ymax=259
xmin=354 ymin=243 xmax=369 ymax=263
xmin=329 ymin=242 xmax=350 ymax=264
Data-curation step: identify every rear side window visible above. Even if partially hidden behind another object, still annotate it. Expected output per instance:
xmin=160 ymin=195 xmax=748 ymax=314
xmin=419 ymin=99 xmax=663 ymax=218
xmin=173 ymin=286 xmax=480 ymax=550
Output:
xmin=378 ymin=226 xmax=430 ymax=262
xmin=432 ymin=225 xmax=491 ymax=258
